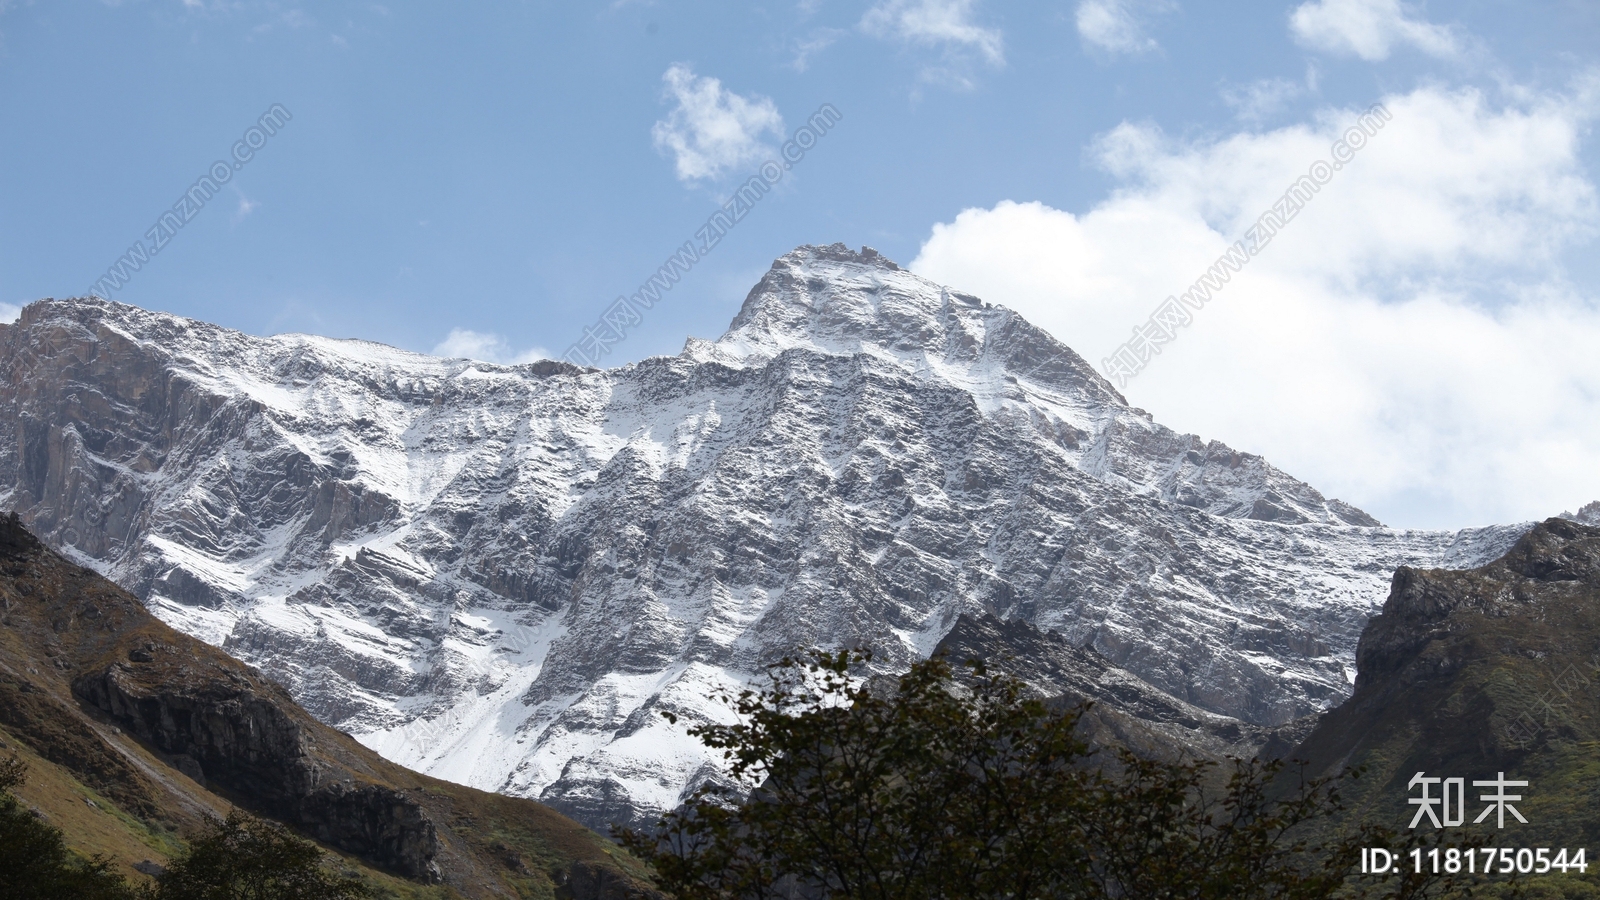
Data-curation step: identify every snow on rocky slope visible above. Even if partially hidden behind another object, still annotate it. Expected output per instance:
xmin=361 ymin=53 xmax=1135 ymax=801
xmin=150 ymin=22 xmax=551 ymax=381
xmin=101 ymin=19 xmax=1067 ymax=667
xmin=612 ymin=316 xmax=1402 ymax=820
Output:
xmin=0 ymin=244 xmax=1527 ymax=830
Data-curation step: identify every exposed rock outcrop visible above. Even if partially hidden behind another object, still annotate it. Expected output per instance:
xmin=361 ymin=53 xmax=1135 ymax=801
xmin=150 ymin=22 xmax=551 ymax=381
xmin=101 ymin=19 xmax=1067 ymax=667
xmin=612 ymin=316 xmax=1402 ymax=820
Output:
xmin=75 ymin=654 xmax=442 ymax=880
xmin=935 ymin=613 xmax=1315 ymax=762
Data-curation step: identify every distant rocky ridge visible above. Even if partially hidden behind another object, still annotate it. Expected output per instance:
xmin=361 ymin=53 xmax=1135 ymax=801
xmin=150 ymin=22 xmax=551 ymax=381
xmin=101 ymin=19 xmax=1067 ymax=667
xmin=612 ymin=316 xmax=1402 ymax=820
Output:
xmin=0 ymin=244 xmax=1529 ymax=830
xmin=1562 ymin=500 xmax=1600 ymax=526
xmin=933 ymin=613 xmax=1319 ymax=765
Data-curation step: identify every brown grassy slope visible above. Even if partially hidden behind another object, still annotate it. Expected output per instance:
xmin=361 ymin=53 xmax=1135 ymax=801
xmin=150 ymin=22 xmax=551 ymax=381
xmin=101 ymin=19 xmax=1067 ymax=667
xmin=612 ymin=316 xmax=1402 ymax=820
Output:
xmin=0 ymin=512 xmax=655 ymax=898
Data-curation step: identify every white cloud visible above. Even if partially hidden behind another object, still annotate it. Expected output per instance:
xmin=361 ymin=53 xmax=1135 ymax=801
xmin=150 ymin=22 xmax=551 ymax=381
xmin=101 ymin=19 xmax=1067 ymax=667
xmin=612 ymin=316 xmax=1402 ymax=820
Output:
xmin=0 ymin=302 xmax=20 ymax=324
xmin=232 ymin=188 xmax=258 ymax=223
xmin=651 ymin=65 xmax=784 ymax=183
xmin=860 ymin=0 xmax=1003 ymax=67
xmin=909 ymin=82 xmax=1600 ymax=529
xmin=1222 ymin=76 xmax=1306 ymax=122
xmin=791 ymin=28 xmax=846 ymax=72
xmin=431 ymin=329 xmax=547 ymax=365
xmin=1075 ymin=0 xmax=1171 ymax=56
xmin=1289 ymin=0 xmax=1457 ymax=61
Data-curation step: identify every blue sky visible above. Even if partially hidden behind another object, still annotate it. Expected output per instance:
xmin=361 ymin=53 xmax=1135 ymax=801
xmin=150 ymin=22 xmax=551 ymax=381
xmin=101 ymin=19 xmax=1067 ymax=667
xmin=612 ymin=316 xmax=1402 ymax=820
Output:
xmin=2 ymin=0 xmax=1598 ymax=529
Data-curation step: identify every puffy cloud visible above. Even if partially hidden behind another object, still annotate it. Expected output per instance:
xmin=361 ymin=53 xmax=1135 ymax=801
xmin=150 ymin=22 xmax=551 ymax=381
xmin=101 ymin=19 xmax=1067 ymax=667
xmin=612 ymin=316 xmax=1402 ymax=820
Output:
xmin=861 ymin=0 xmax=1004 ymax=67
xmin=651 ymin=65 xmax=784 ymax=184
xmin=1289 ymin=0 xmax=1458 ymax=61
xmin=1075 ymin=0 xmax=1172 ymax=56
xmin=0 ymin=302 xmax=20 ymax=324
xmin=909 ymin=83 xmax=1600 ymax=528
xmin=431 ymin=328 xmax=547 ymax=365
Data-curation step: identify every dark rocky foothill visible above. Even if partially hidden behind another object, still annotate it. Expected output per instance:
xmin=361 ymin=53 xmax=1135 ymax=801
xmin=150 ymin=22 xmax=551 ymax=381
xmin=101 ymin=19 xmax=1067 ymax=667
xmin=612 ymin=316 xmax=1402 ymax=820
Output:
xmin=0 ymin=513 xmax=655 ymax=897
xmin=1289 ymin=518 xmax=1600 ymax=848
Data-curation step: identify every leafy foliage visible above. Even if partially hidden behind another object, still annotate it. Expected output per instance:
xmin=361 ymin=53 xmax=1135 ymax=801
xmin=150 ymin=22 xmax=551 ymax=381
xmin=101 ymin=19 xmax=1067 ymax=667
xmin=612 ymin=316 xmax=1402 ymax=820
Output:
xmin=1 ymin=754 xmax=374 ymax=900
xmin=154 ymin=810 xmax=372 ymax=900
xmin=621 ymin=650 xmax=1469 ymax=900
xmin=0 ymin=753 xmax=141 ymax=900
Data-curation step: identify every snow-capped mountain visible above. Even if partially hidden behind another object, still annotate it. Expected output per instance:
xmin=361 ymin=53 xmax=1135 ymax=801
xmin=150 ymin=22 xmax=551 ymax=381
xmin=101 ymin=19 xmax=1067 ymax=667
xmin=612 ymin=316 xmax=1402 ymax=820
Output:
xmin=0 ymin=244 xmax=1527 ymax=830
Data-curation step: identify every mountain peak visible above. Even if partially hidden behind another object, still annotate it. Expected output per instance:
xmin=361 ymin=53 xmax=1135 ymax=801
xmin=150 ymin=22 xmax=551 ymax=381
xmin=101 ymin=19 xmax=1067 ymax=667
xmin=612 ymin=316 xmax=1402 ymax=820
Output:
xmin=1 ymin=252 xmax=1522 ymax=833
xmin=714 ymin=242 xmax=961 ymax=356
xmin=778 ymin=242 xmax=904 ymax=272
xmin=689 ymin=244 xmax=1125 ymax=412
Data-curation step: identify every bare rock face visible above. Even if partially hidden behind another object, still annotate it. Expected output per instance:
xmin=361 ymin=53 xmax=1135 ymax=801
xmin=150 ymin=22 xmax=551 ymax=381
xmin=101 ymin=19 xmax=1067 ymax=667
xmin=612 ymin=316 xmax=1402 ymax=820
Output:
xmin=1561 ymin=500 xmax=1600 ymax=526
xmin=74 ymin=646 xmax=443 ymax=881
xmin=0 ymin=244 xmax=1527 ymax=831
xmin=934 ymin=613 xmax=1288 ymax=763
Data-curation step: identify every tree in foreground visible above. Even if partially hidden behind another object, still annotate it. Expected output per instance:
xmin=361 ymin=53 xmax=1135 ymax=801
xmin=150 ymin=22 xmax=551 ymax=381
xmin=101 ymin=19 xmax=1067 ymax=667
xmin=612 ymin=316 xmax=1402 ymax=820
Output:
xmin=154 ymin=810 xmax=371 ymax=900
xmin=620 ymin=650 xmax=1462 ymax=900
xmin=0 ymin=753 xmax=140 ymax=900
xmin=1 ymin=751 xmax=371 ymax=900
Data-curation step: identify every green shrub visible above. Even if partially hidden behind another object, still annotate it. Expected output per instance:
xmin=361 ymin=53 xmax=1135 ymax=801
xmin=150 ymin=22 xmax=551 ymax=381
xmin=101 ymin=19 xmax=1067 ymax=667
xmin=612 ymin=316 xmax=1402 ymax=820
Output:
xmin=0 ymin=754 xmax=140 ymax=900
xmin=154 ymin=810 xmax=371 ymax=900
xmin=621 ymin=650 xmax=1463 ymax=900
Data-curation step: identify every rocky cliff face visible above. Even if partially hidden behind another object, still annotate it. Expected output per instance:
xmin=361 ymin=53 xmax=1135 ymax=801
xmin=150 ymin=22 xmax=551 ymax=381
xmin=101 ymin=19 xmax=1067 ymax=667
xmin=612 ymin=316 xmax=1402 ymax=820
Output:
xmin=0 ymin=513 xmax=655 ymax=896
xmin=0 ymin=244 xmax=1527 ymax=830
xmin=74 ymin=648 xmax=443 ymax=880
xmin=932 ymin=613 xmax=1318 ymax=765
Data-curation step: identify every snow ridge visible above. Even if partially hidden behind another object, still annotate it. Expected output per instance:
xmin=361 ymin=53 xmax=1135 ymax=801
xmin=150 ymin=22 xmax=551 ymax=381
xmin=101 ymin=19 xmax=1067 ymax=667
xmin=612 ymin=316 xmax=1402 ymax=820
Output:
xmin=0 ymin=244 xmax=1527 ymax=830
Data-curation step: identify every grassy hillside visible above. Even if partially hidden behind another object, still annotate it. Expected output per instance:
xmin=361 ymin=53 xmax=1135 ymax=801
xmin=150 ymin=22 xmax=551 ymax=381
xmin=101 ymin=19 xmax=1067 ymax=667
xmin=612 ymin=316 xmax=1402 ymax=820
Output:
xmin=0 ymin=513 xmax=654 ymax=898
